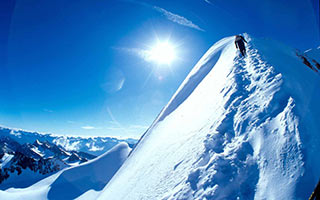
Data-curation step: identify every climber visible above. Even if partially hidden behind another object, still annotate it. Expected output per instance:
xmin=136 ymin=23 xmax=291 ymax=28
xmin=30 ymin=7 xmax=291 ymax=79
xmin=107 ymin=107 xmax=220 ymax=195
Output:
xmin=235 ymin=35 xmax=247 ymax=57
xmin=295 ymin=51 xmax=318 ymax=72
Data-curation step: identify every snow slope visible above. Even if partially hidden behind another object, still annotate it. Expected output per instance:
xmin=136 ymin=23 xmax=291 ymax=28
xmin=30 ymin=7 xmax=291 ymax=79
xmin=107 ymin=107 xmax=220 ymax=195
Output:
xmin=0 ymin=142 xmax=131 ymax=200
xmin=98 ymin=34 xmax=320 ymax=200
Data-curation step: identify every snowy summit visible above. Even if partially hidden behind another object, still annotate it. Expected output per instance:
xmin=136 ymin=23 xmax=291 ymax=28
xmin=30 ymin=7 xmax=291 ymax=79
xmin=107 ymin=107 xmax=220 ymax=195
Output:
xmin=98 ymin=34 xmax=320 ymax=200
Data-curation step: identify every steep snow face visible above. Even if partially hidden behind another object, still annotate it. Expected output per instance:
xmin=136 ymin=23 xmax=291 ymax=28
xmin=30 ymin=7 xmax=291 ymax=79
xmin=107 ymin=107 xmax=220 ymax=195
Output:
xmin=0 ymin=142 xmax=131 ymax=200
xmin=99 ymin=35 xmax=320 ymax=200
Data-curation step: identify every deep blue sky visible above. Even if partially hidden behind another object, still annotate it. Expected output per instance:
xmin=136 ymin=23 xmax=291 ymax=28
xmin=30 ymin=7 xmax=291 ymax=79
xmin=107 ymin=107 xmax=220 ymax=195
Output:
xmin=0 ymin=0 xmax=319 ymax=137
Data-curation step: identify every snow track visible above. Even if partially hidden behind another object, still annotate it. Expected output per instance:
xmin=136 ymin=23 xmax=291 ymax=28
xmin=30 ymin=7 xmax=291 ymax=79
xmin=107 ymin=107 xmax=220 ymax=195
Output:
xmin=99 ymin=34 xmax=320 ymax=200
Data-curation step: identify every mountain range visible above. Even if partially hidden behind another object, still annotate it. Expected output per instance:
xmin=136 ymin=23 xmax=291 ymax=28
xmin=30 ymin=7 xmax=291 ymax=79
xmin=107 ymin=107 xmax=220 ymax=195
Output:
xmin=0 ymin=126 xmax=137 ymax=191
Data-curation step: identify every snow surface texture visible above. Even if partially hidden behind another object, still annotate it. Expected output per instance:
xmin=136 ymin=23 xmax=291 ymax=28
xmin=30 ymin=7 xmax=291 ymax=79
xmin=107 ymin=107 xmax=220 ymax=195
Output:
xmin=99 ymin=34 xmax=320 ymax=200
xmin=0 ymin=142 xmax=131 ymax=200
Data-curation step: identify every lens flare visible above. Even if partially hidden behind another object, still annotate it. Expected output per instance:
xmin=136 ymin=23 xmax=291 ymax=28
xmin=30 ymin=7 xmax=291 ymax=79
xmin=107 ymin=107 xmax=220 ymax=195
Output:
xmin=149 ymin=42 xmax=176 ymax=65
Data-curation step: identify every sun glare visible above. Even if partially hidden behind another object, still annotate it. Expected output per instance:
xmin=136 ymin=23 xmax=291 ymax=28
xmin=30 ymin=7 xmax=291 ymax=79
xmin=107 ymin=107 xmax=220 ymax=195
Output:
xmin=149 ymin=41 xmax=176 ymax=65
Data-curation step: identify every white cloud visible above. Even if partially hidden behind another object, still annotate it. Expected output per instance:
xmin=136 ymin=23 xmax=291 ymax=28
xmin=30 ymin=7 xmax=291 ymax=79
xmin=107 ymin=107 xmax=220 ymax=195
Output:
xmin=115 ymin=47 xmax=153 ymax=63
xmin=153 ymin=6 xmax=205 ymax=32
xmin=81 ymin=126 xmax=97 ymax=130
xmin=124 ymin=1 xmax=204 ymax=31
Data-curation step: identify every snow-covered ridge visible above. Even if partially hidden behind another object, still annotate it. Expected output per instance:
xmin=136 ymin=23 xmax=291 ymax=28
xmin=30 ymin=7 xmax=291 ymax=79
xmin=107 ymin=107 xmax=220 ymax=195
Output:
xmin=98 ymin=34 xmax=320 ymax=200
xmin=0 ymin=142 xmax=131 ymax=200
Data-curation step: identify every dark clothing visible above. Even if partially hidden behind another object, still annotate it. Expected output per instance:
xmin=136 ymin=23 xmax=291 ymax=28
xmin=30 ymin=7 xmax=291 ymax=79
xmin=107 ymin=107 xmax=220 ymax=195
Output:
xmin=312 ymin=59 xmax=320 ymax=70
xmin=301 ymin=56 xmax=314 ymax=71
xmin=235 ymin=35 xmax=247 ymax=57
xmin=296 ymin=52 xmax=318 ymax=72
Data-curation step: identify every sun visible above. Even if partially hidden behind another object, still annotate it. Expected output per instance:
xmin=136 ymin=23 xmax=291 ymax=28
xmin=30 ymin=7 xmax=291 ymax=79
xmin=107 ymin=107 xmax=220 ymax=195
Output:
xmin=149 ymin=41 xmax=176 ymax=65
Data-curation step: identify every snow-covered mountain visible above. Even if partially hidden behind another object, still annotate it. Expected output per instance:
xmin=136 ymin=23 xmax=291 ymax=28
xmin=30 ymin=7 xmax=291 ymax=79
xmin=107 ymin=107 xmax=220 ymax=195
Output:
xmin=0 ymin=142 xmax=131 ymax=200
xmin=0 ymin=136 xmax=95 ymax=189
xmin=0 ymin=126 xmax=137 ymax=156
xmin=97 ymin=34 xmax=320 ymax=200
xmin=0 ymin=126 xmax=137 ymax=191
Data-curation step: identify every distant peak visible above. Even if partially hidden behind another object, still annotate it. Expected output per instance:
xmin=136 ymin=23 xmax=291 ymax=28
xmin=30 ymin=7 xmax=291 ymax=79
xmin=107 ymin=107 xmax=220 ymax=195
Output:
xmin=34 ymin=139 xmax=42 ymax=146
